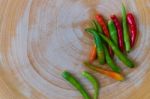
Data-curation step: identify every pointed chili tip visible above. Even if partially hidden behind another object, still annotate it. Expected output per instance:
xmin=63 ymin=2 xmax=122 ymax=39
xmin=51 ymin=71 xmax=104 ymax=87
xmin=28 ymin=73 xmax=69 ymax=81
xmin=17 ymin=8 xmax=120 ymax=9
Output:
xmin=83 ymin=61 xmax=92 ymax=68
xmin=90 ymin=20 xmax=97 ymax=28
xmin=85 ymin=28 xmax=89 ymax=32
xmin=61 ymin=70 xmax=68 ymax=74
xmin=95 ymin=14 xmax=102 ymax=19
xmin=122 ymin=3 xmax=125 ymax=6
xmin=83 ymin=61 xmax=88 ymax=65
xmin=95 ymin=14 xmax=100 ymax=17
xmin=110 ymin=14 xmax=115 ymax=19
xmin=85 ymin=28 xmax=92 ymax=33
xmin=61 ymin=70 xmax=70 ymax=76
xmin=119 ymin=76 xmax=125 ymax=81
xmin=113 ymin=73 xmax=125 ymax=81
xmin=122 ymin=3 xmax=126 ymax=10
xmin=81 ymin=71 xmax=88 ymax=75
xmin=61 ymin=70 xmax=71 ymax=79
xmin=130 ymin=64 xmax=135 ymax=68
xmin=127 ymin=12 xmax=132 ymax=15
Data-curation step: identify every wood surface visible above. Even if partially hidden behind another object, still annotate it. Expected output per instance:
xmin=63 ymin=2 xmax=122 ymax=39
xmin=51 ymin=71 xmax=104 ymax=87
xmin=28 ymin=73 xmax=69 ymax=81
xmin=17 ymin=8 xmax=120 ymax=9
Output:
xmin=0 ymin=0 xmax=150 ymax=99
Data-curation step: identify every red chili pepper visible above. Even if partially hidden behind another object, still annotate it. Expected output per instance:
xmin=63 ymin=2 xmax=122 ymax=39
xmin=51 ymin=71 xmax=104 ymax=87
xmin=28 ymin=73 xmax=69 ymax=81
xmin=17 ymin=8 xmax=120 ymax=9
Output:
xmin=127 ymin=13 xmax=137 ymax=48
xmin=111 ymin=15 xmax=124 ymax=52
xmin=96 ymin=14 xmax=110 ymax=37
xmin=96 ymin=14 xmax=113 ymax=57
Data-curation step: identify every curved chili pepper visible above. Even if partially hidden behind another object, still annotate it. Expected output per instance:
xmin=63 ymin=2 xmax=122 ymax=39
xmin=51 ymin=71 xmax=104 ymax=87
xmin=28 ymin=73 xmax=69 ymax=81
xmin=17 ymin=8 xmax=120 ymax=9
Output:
xmin=62 ymin=71 xmax=91 ymax=99
xmin=108 ymin=20 xmax=118 ymax=47
xmin=127 ymin=13 xmax=137 ymax=48
xmin=89 ymin=44 xmax=97 ymax=63
xmin=122 ymin=4 xmax=131 ymax=52
xmin=82 ymin=71 xmax=100 ymax=99
xmin=111 ymin=15 xmax=124 ymax=52
xmin=96 ymin=14 xmax=113 ymax=57
xmin=104 ymin=45 xmax=121 ymax=73
xmin=85 ymin=27 xmax=105 ymax=64
xmin=98 ymin=32 xmax=134 ymax=68
xmin=83 ymin=62 xmax=124 ymax=81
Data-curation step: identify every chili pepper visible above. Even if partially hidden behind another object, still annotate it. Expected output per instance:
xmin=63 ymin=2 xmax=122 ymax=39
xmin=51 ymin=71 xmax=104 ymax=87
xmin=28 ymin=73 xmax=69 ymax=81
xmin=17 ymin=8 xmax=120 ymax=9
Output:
xmin=122 ymin=4 xmax=131 ymax=52
xmin=96 ymin=14 xmax=114 ymax=57
xmin=85 ymin=28 xmax=105 ymax=64
xmin=98 ymin=32 xmax=134 ymax=68
xmin=108 ymin=20 xmax=118 ymax=47
xmin=62 ymin=71 xmax=91 ymax=99
xmin=88 ymin=20 xmax=102 ymax=63
xmin=127 ymin=13 xmax=137 ymax=48
xmin=83 ymin=62 xmax=124 ymax=81
xmin=82 ymin=71 xmax=100 ymax=99
xmin=96 ymin=14 xmax=110 ymax=37
xmin=111 ymin=15 xmax=124 ymax=52
xmin=89 ymin=44 xmax=97 ymax=63
xmin=104 ymin=45 xmax=121 ymax=73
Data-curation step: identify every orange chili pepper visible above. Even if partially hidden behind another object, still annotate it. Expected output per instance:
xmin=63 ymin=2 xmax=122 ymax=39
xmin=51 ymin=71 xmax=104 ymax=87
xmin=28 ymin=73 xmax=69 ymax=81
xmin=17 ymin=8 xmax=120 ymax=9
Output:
xmin=83 ymin=62 xmax=124 ymax=81
xmin=89 ymin=45 xmax=97 ymax=63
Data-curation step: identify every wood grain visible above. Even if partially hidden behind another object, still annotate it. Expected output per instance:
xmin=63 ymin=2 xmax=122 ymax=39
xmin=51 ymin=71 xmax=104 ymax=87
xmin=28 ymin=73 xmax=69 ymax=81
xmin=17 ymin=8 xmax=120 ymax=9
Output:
xmin=0 ymin=0 xmax=150 ymax=99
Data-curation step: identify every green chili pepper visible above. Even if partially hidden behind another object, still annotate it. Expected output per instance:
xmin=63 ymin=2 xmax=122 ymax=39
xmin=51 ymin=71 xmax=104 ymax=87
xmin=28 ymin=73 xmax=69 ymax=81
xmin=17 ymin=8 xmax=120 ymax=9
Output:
xmin=122 ymin=4 xmax=131 ymax=52
xmin=104 ymin=45 xmax=121 ymax=73
xmin=62 ymin=71 xmax=91 ymax=99
xmin=108 ymin=20 xmax=118 ymax=47
xmin=85 ymin=28 xmax=105 ymax=64
xmin=82 ymin=71 xmax=100 ymax=99
xmin=98 ymin=33 xmax=134 ymax=68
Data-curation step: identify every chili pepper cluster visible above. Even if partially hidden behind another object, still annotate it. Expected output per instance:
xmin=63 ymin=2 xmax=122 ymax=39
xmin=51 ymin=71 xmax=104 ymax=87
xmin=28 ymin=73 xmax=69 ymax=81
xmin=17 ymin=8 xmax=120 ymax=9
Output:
xmin=62 ymin=4 xmax=137 ymax=99
xmin=86 ymin=4 xmax=136 ymax=74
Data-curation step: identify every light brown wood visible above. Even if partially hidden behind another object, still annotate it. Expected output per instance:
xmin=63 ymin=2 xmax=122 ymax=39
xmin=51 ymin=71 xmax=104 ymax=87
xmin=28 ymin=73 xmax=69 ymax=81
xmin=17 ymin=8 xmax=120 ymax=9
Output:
xmin=0 ymin=0 xmax=150 ymax=99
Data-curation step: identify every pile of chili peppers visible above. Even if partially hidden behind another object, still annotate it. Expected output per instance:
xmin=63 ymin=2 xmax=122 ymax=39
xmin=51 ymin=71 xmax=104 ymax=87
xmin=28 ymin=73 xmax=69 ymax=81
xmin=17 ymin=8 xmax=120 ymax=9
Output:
xmin=62 ymin=4 xmax=137 ymax=99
